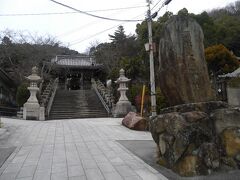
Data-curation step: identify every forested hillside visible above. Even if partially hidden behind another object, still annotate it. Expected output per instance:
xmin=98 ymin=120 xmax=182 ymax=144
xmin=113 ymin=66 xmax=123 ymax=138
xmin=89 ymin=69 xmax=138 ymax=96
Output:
xmin=0 ymin=31 xmax=79 ymax=85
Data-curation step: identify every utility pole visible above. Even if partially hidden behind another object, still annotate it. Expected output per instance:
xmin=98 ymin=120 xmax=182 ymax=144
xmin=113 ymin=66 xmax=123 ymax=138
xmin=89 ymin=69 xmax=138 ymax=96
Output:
xmin=146 ymin=0 xmax=157 ymax=117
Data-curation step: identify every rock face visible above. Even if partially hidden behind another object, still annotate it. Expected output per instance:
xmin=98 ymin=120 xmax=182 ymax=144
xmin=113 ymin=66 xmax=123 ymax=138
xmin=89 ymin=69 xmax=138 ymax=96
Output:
xmin=221 ymin=127 xmax=240 ymax=158
xmin=212 ymin=108 xmax=240 ymax=134
xmin=175 ymin=155 xmax=201 ymax=177
xmin=122 ymin=112 xmax=148 ymax=131
xmin=150 ymin=105 xmax=240 ymax=176
xmin=158 ymin=15 xmax=214 ymax=106
xmin=160 ymin=101 xmax=228 ymax=115
xmin=150 ymin=111 xmax=212 ymax=170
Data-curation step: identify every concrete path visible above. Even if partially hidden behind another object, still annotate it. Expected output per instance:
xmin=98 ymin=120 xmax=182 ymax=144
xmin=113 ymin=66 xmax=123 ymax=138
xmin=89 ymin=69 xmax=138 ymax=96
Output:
xmin=0 ymin=118 xmax=168 ymax=180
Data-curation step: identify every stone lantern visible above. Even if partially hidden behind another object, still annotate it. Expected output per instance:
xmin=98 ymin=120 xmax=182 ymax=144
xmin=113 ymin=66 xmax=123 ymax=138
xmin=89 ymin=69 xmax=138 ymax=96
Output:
xmin=113 ymin=69 xmax=134 ymax=117
xmin=23 ymin=66 xmax=45 ymax=120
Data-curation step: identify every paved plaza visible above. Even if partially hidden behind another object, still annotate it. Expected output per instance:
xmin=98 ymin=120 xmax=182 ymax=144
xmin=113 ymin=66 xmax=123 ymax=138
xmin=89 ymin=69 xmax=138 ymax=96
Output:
xmin=0 ymin=118 xmax=168 ymax=180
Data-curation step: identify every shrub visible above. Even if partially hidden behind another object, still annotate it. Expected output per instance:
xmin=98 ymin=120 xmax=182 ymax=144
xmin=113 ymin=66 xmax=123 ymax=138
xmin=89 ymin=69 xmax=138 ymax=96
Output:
xmin=205 ymin=44 xmax=239 ymax=74
xmin=16 ymin=83 xmax=30 ymax=107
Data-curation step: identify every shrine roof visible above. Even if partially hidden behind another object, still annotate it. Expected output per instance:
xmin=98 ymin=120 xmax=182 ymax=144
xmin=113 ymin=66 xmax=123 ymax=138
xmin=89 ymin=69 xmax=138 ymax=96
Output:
xmin=49 ymin=55 xmax=103 ymax=69
xmin=219 ymin=67 xmax=240 ymax=78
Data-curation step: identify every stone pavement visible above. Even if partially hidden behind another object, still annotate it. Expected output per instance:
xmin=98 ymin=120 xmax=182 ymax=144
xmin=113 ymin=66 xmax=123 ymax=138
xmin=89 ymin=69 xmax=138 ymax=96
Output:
xmin=0 ymin=117 xmax=168 ymax=180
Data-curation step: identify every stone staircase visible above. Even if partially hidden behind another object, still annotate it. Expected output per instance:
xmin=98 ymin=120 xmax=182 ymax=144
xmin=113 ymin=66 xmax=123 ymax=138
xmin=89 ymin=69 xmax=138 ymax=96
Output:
xmin=49 ymin=89 xmax=109 ymax=119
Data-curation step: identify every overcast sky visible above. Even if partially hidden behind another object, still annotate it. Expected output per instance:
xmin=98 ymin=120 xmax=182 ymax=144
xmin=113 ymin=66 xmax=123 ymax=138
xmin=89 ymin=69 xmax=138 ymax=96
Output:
xmin=0 ymin=0 xmax=237 ymax=53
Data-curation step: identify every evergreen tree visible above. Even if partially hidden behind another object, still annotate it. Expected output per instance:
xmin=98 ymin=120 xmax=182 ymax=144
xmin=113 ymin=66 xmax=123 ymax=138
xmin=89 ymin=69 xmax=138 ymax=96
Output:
xmin=109 ymin=25 xmax=126 ymax=44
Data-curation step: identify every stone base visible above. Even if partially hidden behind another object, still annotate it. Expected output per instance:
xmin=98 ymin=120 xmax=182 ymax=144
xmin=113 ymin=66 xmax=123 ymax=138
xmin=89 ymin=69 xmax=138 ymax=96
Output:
xmin=23 ymin=102 xmax=41 ymax=120
xmin=113 ymin=101 xmax=134 ymax=118
xmin=39 ymin=107 xmax=45 ymax=121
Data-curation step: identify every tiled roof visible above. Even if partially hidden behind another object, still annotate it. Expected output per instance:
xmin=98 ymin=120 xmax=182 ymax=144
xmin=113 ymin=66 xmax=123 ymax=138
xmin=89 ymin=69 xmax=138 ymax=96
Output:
xmin=56 ymin=58 xmax=92 ymax=66
xmin=219 ymin=67 xmax=240 ymax=78
xmin=51 ymin=55 xmax=96 ymax=67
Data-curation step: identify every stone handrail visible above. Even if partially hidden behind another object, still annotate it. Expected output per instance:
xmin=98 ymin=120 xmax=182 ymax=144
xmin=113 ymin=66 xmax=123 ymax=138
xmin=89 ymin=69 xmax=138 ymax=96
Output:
xmin=39 ymin=80 xmax=52 ymax=106
xmin=39 ymin=80 xmax=44 ymax=95
xmin=46 ymin=78 xmax=59 ymax=117
xmin=91 ymin=79 xmax=114 ymax=115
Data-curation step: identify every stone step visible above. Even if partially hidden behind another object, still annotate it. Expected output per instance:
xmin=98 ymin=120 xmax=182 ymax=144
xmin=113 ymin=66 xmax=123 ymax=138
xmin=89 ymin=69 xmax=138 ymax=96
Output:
xmin=49 ymin=113 xmax=108 ymax=118
xmin=51 ymin=105 xmax=104 ymax=109
xmin=49 ymin=89 xmax=108 ymax=119
xmin=51 ymin=109 xmax=106 ymax=112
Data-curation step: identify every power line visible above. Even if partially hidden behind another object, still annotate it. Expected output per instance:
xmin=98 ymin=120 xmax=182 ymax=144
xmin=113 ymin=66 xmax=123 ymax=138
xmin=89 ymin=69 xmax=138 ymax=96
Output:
xmin=151 ymin=0 xmax=163 ymax=10
xmin=56 ymin=21 xmax=97 ymax=38
xmin=68 ymin=13 xmax=145 ymax=46
xmin=69 ymin=24 xmax=121 ymax=46
xmin=49 ymin=0 xmax=144 ymax=22
xmin=56 ymin=3 xmax=138 ymax=38
xmin=0 ymin=5 xmax=146 ymax=17
xmin=150 ymin=0 xmax=173 ymax=19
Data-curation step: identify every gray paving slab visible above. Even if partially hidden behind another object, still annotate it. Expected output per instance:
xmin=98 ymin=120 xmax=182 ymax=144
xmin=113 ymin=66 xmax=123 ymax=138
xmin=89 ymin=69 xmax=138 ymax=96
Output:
xmin=82 ymin=159 xmax=98 ymax=169
xmin=103 ymin=171 xmax=123 ymax=180
xmin=68 ymin=175 xmax=87 ymax=180
xmin=0 ymin=147 xmax=16 ymax=168
xmin=17 ymin=165 xmax=36 ymax=178
xmin=118 ymin=140 xmax=240 ymax=180
xmin=0 ymin=118 xmax=169 ymax=180
xmin=68 ymin=165 xmax=85 ymax=177
xmin=98 ymin=162 xmax=116 ymax=173
xmin=124 ymin=175 xmax=143 ymax=180
xmin=51 ymin=172 xmax=68 ymax=180
xmin=16 ymin=177 xmax=33 ymax=180
xmin=85 ymin=168 xmax=105 ymax=180
xmin=0 ymin=172 xmax=17 ymax=180
xmin=115 ymin=165 xmax=138 ymax=177
xmin=33 ymin=171 xmax=51 ymax=180
xmin=2 ymin=163 xmax=22 ymax=174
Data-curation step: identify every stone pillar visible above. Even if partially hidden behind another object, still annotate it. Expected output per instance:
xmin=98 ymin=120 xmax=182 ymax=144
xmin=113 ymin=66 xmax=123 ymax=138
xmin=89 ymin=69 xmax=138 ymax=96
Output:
xmin=113 ymin=69 xmax=133 ymax=117
xmin=23 ymin=66 xmax=45 ymax=120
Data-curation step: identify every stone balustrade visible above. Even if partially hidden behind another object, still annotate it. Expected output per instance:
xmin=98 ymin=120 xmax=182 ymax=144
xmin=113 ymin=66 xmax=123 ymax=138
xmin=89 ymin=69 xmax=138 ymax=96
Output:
xmin=91 ymin=79 xmax=115 ymax=114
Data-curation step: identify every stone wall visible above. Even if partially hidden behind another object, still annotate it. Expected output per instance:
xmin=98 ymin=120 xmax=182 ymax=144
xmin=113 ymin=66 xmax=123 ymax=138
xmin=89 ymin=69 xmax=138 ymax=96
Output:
xmin=227 ymin=87 xmax=240 ymax=106
xmin=150 ymin=103 xmax=240 ymax=176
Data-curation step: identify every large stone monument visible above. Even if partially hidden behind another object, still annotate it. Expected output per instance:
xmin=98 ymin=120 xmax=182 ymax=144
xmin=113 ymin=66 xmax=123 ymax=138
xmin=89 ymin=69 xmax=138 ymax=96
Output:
xmin=158 ymin=15 xmax=214 ymax=106
xmin=113 ymin=69 xmax=133 ymax=117
xmin=150 ymin=15 xmax=240 ymax=177
xmin=23 ymin=67 xmax=45 ymax=120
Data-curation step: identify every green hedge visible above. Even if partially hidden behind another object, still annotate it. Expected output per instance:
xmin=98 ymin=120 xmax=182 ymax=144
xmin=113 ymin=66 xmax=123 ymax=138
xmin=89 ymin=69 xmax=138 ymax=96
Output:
xmin=16 ymin=83 xmax=30 ymax=107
